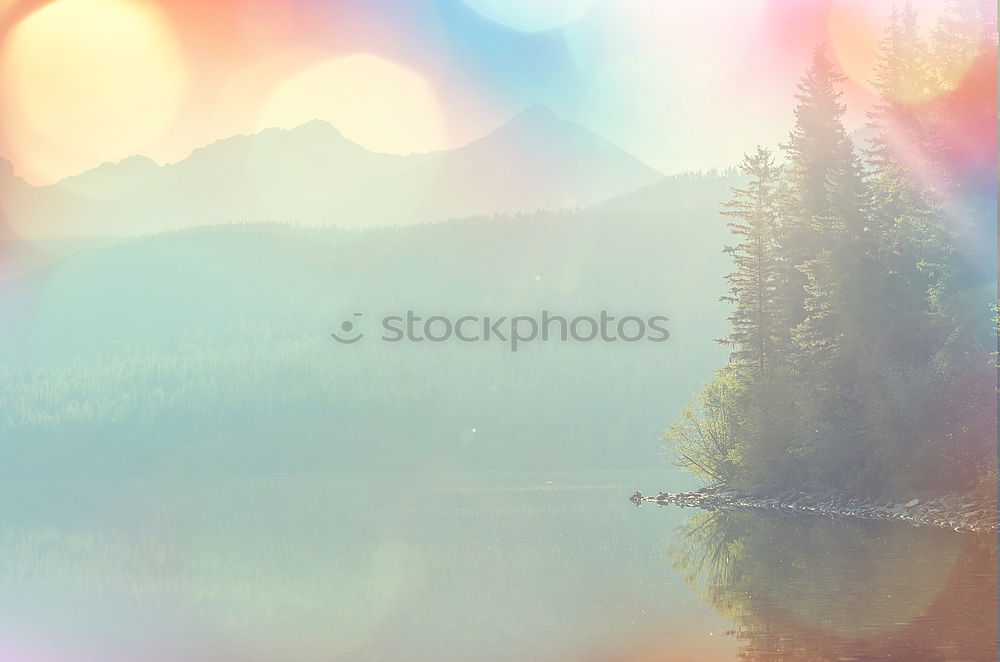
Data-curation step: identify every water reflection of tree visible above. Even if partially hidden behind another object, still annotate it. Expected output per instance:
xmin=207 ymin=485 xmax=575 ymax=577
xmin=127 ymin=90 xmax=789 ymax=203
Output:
xmin=669 ymin=509 xmax=997 ymax=661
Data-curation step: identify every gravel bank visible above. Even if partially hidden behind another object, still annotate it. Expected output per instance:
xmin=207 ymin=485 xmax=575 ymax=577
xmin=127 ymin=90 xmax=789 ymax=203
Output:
xmin=630 ymin=484 xmax=997 ymax=534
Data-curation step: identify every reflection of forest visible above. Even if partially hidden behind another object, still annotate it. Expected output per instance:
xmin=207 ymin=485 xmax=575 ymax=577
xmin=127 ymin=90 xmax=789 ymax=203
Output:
xmin=669 ymin=510 xmax=997 ymax=661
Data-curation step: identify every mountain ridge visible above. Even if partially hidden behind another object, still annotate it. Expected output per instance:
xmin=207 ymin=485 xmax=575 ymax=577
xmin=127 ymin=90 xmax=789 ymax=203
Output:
xmin=3 ymin=107 xmax=663 ymax=238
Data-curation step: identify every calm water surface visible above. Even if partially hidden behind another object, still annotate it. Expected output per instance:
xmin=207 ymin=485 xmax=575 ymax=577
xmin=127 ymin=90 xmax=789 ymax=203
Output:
xmin=0 ymin=473 xmax=994 ymax=661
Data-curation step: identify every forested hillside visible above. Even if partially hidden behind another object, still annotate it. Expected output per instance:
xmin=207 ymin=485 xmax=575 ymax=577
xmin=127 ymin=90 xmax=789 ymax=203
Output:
xmin=0 ymin=174 xmax=736 ymax=473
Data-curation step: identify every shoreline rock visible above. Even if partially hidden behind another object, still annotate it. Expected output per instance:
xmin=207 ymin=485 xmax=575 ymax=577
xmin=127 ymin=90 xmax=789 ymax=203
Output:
xmin=629 ymin=485 xmax=997 ymax=534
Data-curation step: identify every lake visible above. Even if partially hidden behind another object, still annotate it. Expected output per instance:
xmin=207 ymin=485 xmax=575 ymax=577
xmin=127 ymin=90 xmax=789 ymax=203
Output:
xmin=0 ymin=472 xmax=994 ymax=661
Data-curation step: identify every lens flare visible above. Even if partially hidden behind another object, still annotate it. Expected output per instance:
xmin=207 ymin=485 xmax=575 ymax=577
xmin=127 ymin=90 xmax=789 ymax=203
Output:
xmin=0 ymin=0 xmax=188 ymax=184
xmin=827 ymin=0 xmax=882 ymax=94
xmin=260 ymin=53 xmax=445 ymax=155
xmin=461 ymin=0 xmax=597 ymax=32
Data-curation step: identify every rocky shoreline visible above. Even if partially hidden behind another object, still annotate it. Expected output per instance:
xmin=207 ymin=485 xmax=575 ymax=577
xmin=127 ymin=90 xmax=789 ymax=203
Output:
xmin=630 ymin=484 xmax=997 ymax=534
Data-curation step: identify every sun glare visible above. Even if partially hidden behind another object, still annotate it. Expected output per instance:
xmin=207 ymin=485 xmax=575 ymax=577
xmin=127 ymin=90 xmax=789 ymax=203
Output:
xmin=827 ymin=0 xmax=882 ymax=95
xmin=0 ymin=0 xmax=187 ymax=184
xmin=259 ymin=53 xmax=445 ymax=155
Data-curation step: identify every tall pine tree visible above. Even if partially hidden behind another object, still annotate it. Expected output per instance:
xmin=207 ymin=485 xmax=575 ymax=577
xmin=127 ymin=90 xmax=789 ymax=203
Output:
xmin=719 ymin=147 xmax=783 ymax=379
xmin=778 ymin=48 xmax=855 ymax=329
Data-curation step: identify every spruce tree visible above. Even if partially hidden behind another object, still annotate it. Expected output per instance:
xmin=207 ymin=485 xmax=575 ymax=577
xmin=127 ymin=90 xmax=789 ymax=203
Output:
xmin=718 ymin=147 xmax=783 ymax=378
xmin=931 ymin=0 xmax=996 ymax=95
xmin=867 ymin=2 xmax=934 ymax=184
xmin=777 ymin=48 xmax=854 ymax=329
xmin=867 ymin=3 xmax=951 ymax=367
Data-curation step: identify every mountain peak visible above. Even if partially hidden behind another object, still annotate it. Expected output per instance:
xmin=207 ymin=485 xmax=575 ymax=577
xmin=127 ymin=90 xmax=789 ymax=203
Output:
xmin=501 ymin=105 xmax=565 ymax=131
xmin=514 ymin=104 xmax=560 ymax=121
xmin=475 ymin=105 xmax=623 ymax=155
xmin=475 ymin=105 xmax=582 ymax=146
xmin=0 ymin=157 xmax=26 ymax=195
xmin=186 ymin=120 xmax=346 ymax=159
xmin=289 ymin=118 xmax=344 ymax=138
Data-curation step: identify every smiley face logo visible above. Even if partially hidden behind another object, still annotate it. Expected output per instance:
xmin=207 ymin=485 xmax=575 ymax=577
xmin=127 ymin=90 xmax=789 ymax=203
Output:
xmin=331 ymin=313 xmax=365 ymax=344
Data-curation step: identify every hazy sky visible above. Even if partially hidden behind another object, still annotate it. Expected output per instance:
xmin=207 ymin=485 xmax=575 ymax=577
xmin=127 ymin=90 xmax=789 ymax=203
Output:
xmin=0 ymin=0 xmax=953 ymax=184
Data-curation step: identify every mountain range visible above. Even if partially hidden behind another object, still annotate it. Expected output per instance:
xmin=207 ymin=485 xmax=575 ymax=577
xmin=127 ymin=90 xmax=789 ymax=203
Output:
xmin=0 ymin=105 xmax=663 ymax=239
